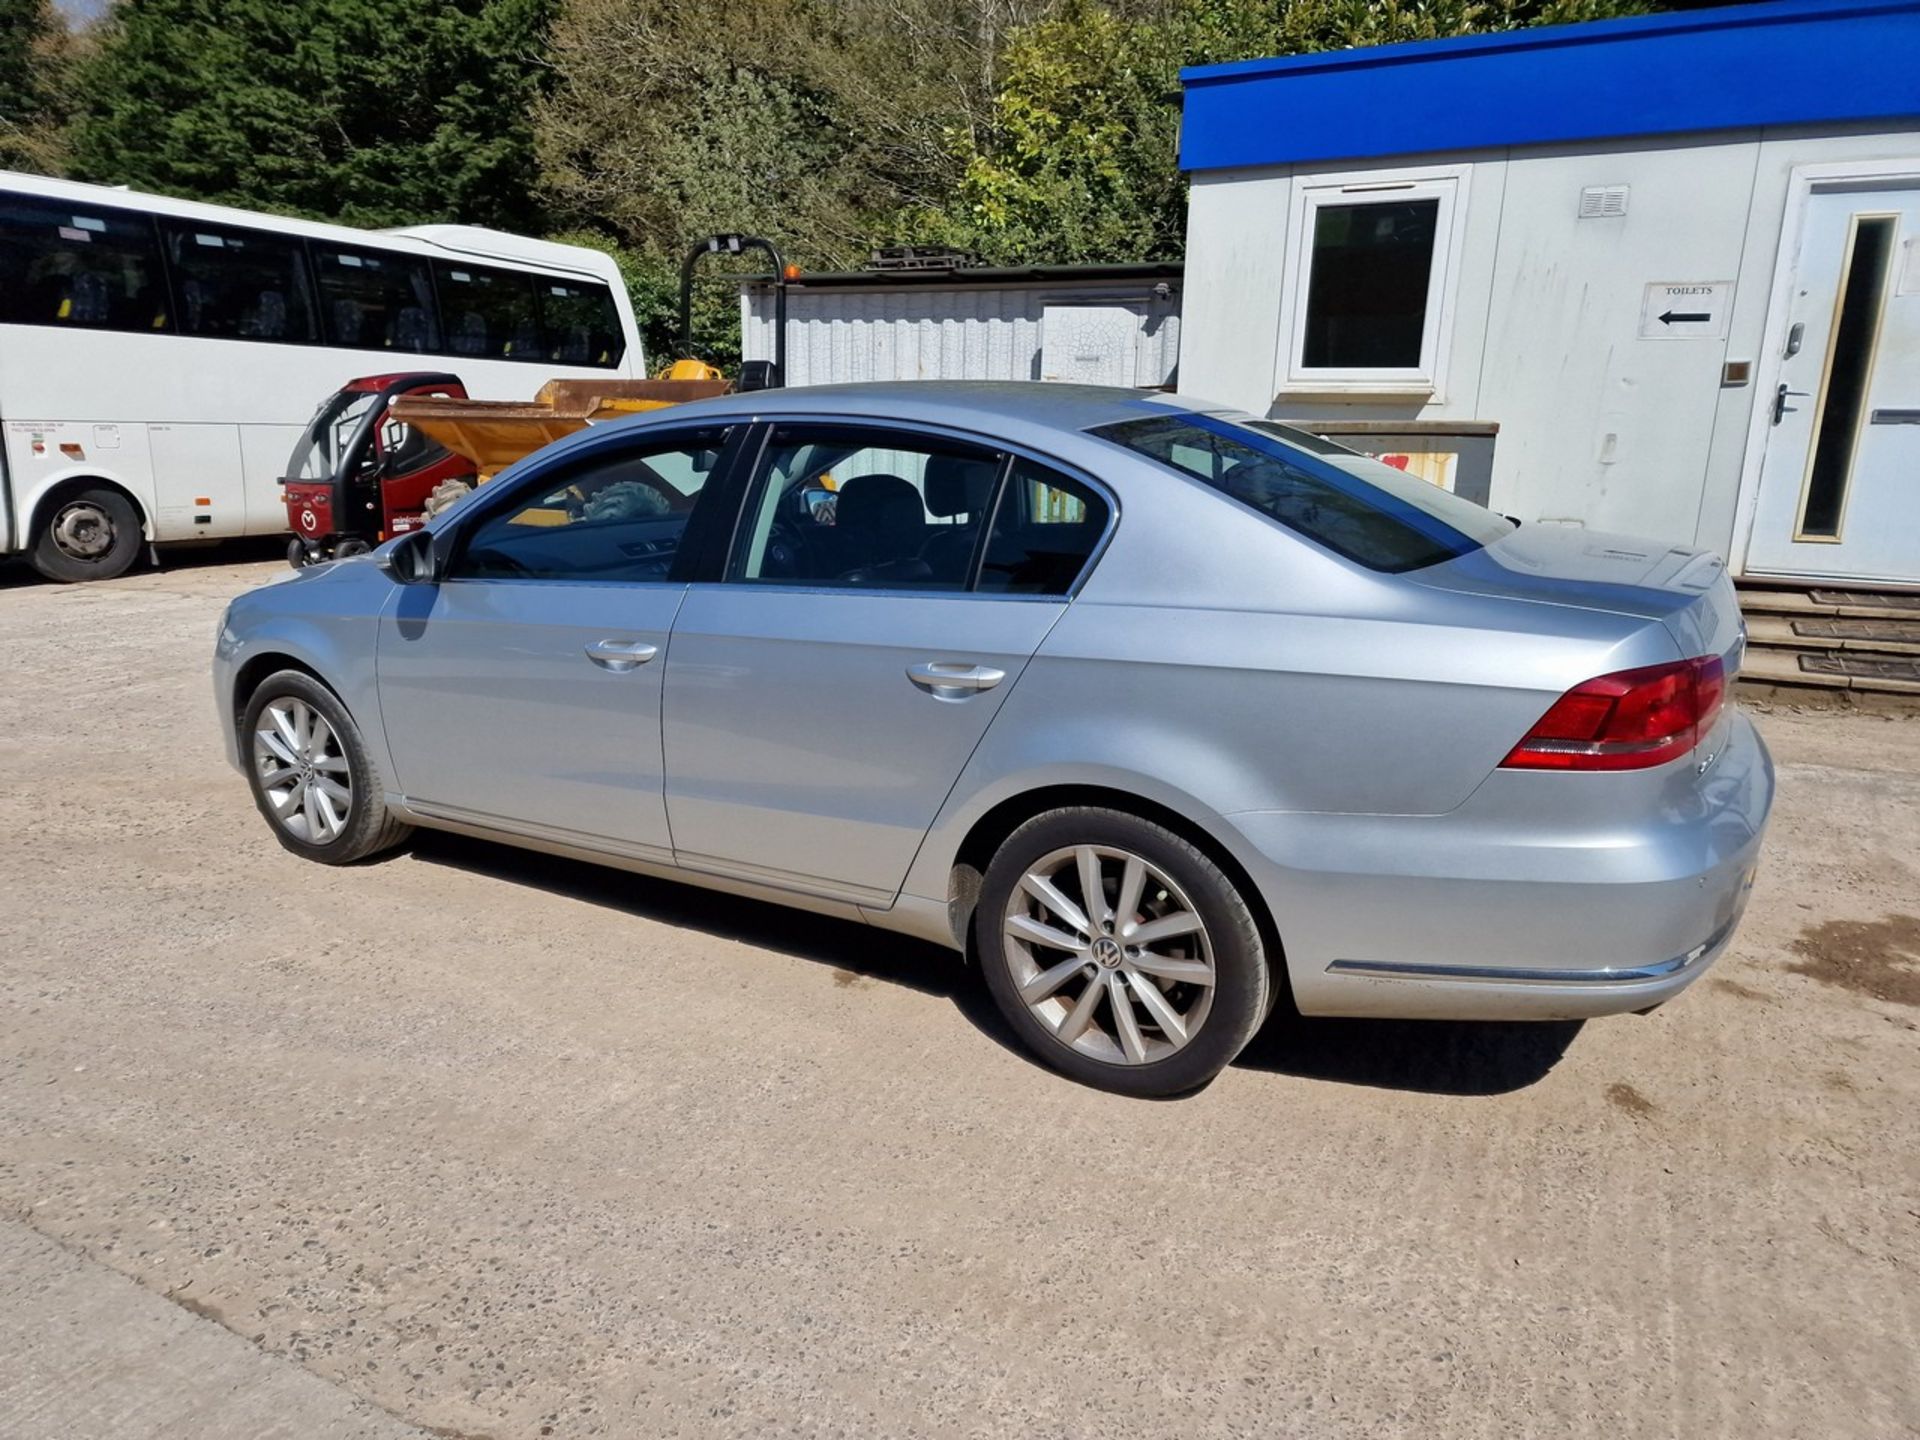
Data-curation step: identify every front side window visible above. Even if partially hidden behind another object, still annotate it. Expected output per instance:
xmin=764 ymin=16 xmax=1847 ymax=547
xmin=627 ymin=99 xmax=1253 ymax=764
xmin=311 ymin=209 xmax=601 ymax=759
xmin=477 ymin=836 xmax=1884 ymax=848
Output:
xmin=1092 ymin=412 xmax=1510 ymax=573
xmin=538 ymin=278 xmax=625 ymax=368
xmin=285 ymin=389 xmax=381 ymax=482
xmin=315 ymin=245 xmax=440 ymax=354
xmin=435 ymin=262 xmax=541 ymax=361
xmin=161 ymin=220 xmax=316 ymax=342
xmin=451 ymin=428 xmax=731 ymax=582
xmin=978 ymin=460 xmax=1110 ymax=596
xmin=1285 ymin=171 xmax=1464 ymax=390
xmin=0 ymin=194 xmax=168 ymax=332
xmin=732 ymin=427 xmax=1006 ymax=591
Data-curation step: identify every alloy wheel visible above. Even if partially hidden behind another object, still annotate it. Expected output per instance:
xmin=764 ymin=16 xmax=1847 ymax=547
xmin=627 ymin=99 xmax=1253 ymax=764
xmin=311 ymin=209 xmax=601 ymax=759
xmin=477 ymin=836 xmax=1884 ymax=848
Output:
xmin=1001 ymin=844 xmax=1216 ymax=1066
xmin=252 ymin=697 xmax=352 ymax=844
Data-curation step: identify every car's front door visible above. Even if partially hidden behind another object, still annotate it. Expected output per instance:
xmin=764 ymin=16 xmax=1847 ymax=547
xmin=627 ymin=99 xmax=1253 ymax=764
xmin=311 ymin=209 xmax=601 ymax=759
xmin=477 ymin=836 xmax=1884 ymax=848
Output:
xmin=375 ymin=423 xmax=740 ymax=858
xmin=661 ymin=424 xmax=1113 ymax=905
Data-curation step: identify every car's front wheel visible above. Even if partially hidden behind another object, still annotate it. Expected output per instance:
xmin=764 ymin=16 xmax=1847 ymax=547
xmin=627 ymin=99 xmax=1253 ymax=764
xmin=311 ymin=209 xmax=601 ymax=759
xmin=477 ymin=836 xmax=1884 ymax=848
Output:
xmin=976 ymin=807 xmax=1273 ymax=1097
xmin=241 ymin=670 xmax=411 ymax=864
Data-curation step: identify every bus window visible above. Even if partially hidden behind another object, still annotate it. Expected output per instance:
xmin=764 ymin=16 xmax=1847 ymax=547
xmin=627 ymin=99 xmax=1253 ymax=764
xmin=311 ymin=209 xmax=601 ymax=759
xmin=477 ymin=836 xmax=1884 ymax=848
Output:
xmin=0 ymin=194 xmax=169 ymax=333
xmin=314 ymin=244 xmax=441 ymax=354
xmin=160 ymin=220 xmax=316 ymax=343
xmin=537 ymin=278 xmax=624 ymax=368
xmin=434 ymin=262 xmax=542 ymax=362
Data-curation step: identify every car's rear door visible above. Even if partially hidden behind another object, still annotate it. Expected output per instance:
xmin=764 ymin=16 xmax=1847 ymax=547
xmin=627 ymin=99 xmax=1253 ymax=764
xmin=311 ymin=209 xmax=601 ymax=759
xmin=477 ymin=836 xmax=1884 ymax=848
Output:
xmin=661 ymin=422 xmax=1113 ymax=905
xmin=374 ymin=422 xmax=742 ymax=857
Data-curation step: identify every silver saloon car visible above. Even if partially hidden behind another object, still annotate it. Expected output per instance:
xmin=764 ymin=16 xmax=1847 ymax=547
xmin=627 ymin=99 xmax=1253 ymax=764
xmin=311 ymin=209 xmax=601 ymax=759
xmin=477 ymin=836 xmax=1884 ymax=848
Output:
xmin=215 ymin=382 xmax=1773 ymax=1096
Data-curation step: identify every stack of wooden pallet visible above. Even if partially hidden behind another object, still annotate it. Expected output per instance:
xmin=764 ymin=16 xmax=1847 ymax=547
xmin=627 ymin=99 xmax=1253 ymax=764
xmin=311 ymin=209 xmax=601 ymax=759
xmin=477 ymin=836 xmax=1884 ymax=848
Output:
xmin=1737 ymin=584 xmax=1920 ymax=696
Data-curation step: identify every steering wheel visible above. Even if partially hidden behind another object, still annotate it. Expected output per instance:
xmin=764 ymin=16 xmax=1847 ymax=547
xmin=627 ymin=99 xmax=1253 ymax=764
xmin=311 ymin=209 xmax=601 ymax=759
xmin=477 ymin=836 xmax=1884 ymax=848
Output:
xmin=762 ymin=518 xmax=815 ymax=579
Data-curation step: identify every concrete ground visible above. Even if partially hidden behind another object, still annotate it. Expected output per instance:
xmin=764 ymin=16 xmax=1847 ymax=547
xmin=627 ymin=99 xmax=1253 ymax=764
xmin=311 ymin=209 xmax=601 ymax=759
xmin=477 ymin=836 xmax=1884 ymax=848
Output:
xmin=1 ymin=547 xmax=1916 ymax=1440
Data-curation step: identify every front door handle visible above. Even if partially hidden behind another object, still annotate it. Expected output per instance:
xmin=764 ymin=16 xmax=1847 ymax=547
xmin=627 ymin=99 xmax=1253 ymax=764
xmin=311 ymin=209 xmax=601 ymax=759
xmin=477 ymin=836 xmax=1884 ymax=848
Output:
xmin=584 ymin=638 xmax=658 ymax=672
xmin=906 ymin=661 xmax=1006 ymax=697
xmin=1773 ymin=382 xmax=1810 ymax=426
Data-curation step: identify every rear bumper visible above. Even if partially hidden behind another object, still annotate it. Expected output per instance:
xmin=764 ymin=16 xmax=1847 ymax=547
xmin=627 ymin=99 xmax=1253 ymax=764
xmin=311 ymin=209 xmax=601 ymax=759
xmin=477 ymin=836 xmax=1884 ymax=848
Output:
xmin=1229 ymin=709 xmax=1773 ymax=1020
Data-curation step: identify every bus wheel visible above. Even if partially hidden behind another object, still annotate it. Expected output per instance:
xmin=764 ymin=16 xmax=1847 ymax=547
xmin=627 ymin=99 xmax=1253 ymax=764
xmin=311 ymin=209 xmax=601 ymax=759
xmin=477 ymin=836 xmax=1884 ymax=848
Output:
xmin=30 ymin=485 xmax=143 ymax=583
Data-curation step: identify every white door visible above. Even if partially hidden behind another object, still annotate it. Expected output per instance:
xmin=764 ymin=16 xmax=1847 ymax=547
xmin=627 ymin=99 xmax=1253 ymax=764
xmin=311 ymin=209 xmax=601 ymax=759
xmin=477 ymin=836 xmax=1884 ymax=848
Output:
xmin=1747 ymin=182 xmax=1920 ymax=583
xmin=1040 ymin=304 xmax=1141 ymax=386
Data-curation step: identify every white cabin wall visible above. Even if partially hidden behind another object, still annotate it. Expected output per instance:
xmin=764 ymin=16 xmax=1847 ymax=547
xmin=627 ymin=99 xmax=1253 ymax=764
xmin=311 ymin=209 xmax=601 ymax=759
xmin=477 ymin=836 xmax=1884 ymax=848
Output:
xmin=1177 ymin=169 xmax=1291 ymax=411
xmin=1177 ymin=122 xmax=1920 ymax=561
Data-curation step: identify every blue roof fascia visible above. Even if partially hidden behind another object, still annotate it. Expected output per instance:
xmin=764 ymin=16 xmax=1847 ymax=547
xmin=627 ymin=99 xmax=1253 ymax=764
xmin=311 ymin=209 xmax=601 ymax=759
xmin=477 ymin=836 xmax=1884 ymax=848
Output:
xmin=1179 ymin=0 xmax=1920 ymax=172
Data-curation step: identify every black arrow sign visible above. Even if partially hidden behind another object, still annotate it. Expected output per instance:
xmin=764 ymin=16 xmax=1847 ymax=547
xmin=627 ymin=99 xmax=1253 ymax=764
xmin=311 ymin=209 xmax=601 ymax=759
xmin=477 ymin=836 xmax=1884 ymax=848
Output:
xmin=1659 ymin=309 xmax=1711 ymax=325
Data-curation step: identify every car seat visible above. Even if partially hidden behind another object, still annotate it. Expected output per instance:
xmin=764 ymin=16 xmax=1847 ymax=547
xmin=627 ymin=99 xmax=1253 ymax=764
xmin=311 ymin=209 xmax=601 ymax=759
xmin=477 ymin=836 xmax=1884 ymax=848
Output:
xmin=919 ymin=453 xmax=998 ymax=582
xmin=834 ymin=474 xmax=930 ymax=583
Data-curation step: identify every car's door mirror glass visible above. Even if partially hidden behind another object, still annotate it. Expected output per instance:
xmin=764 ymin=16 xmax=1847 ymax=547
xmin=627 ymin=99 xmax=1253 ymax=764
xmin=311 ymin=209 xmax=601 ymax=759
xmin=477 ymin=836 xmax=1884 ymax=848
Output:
xmin=379 ymin=528 xmax=437 ymax=584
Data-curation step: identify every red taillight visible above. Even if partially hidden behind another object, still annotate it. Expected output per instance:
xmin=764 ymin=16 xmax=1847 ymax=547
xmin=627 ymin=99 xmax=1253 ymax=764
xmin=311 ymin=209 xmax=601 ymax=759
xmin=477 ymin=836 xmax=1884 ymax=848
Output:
xmin=1502 ymin=655 xmax=1726 ymax=771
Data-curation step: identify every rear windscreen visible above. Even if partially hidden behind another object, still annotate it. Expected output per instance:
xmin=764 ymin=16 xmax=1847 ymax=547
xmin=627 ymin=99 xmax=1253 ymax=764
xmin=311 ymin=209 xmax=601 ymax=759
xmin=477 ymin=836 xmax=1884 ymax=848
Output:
xmin=1091 ymin=412 xmax=1512 ymax=573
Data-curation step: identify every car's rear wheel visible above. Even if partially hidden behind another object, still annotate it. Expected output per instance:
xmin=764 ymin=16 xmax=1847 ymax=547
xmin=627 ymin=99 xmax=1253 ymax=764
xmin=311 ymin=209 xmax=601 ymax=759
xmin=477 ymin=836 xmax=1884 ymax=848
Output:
xmin=976 ymin=807 xmax=1272 ymax=1097
xmin=241 ymin=670 xmax=411 ymax=864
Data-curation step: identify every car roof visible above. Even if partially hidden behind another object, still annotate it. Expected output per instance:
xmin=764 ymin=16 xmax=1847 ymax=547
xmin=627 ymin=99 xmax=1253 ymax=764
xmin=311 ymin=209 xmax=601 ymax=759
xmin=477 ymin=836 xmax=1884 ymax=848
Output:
xmin=645 ymin=380 xmax=1222 ymax=434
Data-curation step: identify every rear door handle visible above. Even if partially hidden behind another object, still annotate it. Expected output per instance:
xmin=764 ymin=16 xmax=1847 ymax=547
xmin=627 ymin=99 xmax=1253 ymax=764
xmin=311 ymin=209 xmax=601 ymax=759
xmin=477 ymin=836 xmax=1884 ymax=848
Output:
xmin=584 ymin=638 xmax=658 ymax=672
xmin=906 ymin=661 xmax=1006 ymax=697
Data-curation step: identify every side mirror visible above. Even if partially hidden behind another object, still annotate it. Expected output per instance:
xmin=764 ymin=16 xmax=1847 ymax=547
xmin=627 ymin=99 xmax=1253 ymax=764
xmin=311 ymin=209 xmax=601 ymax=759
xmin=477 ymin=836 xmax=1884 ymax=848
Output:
xmin=379 ymin=528 xmax=439 ymax=585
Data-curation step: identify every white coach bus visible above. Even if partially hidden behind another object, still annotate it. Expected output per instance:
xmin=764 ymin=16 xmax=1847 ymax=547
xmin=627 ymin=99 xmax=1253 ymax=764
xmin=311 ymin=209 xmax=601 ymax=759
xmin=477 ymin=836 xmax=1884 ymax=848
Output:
xmin=0 ymin=171 xmax=644 ymax=580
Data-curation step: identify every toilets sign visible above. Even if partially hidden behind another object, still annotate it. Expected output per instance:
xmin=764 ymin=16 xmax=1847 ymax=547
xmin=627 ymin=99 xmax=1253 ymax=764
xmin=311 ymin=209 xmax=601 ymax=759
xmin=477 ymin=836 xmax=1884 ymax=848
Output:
xmin=1639 ymin=280 xmax=1733 ymax=339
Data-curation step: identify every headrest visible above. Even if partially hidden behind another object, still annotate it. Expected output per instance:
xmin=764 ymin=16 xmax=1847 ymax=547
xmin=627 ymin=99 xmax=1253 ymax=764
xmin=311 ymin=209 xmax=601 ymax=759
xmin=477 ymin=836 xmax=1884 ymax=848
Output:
xmin=836 ymin=474 xmax=924 ymax=535
xmin=923 ymin=453 xmax=997 ymax=518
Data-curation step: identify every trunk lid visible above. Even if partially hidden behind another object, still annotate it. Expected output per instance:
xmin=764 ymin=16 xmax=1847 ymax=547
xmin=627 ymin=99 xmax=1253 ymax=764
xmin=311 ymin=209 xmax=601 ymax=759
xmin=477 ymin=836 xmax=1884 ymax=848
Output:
xmin=1408 ymin=524 xmax=1745 ymax=668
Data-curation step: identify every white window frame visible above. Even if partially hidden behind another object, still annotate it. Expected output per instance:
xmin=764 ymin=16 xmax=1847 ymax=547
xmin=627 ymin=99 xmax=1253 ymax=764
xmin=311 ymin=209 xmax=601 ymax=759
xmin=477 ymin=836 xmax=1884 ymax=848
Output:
xmin=1274 ymin=164 xmax=1471 ymax=400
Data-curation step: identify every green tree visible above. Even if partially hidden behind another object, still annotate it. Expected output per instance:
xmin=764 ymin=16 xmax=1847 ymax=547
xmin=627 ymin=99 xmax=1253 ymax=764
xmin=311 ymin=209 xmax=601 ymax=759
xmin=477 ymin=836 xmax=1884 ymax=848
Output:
xmin=906 ymin=0 xmax=1655 ymax=263
xmin=532 ymin=0 xmax=1059 ymax=363
xmin=66 ymin=0 xmax=556 ymax=230
xmin=0 ymin=0 xmax=74 ymax=174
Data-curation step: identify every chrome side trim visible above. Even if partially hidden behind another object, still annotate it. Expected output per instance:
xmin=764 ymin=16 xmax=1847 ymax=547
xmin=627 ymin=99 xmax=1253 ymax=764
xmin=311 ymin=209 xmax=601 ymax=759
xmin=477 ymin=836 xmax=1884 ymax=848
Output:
xmin=399 ymin=798 xmax=677 ymax=867
xmin=1327 ymin=921 xmax=1735 ymax=986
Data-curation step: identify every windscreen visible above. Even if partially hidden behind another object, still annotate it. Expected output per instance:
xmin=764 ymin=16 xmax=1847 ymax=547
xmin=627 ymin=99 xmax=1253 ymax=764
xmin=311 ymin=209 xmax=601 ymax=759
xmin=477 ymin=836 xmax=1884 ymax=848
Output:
xmin=285 ymin=390 xmax=380 ymax=482
xmin=1091 ymin=412 xmax=1512 ymax=573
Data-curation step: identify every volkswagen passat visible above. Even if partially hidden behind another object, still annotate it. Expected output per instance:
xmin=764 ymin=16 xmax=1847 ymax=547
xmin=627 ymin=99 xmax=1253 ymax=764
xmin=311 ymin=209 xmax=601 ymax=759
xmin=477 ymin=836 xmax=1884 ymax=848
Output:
xmin=215 ymin=382 xmax=1772 ymax=1096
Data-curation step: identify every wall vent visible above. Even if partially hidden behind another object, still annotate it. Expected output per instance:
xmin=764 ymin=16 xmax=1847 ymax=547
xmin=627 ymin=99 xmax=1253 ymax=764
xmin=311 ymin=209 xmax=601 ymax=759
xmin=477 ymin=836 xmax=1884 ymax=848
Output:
xmin=1578 ymin=185 xmax=1629 ymax=219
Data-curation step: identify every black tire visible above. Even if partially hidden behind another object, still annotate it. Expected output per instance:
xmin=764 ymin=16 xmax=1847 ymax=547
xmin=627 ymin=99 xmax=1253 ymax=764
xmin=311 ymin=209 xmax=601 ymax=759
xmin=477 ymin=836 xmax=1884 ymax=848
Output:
xmin=240 ymin=669 xmax=412 ymax=865
xmin=287 ymin=537 xmax=314 ymax=569
xmin=975 ymin=806 xmax=1273 ymax=1098
xmin=29 ymin=484 xmax=143 ymax=582
xmin=334 ymin=538 xmax=371 ymax=558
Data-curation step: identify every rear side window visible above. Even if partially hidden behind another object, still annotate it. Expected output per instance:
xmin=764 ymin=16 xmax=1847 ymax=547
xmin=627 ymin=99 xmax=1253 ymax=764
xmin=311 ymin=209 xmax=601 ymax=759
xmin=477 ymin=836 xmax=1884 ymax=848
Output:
xmin=1092 ymin=412 xmax=1510 ymax=573
xmin=315 ymin=245 xmax=440 ymax=354
xmin=435 ymin=262 xmax=541 ymax=361
xmin=0 ymin=194 xmax=168 ymax=333
xmin=978 ymin=460 xmax=1109 ymax=596
xmin=538 ymin=278 xmax=625 ymax=368
xmin=161 ymin=220 xmax=316 ymax=342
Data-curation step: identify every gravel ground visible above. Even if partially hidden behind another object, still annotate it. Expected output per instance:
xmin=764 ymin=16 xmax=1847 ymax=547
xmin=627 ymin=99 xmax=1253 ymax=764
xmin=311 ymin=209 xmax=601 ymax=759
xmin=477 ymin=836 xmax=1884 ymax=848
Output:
xmin=2 ymin=549 xmax=1916 ymax=1440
